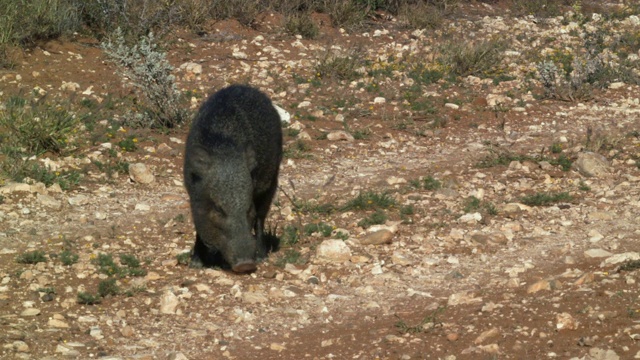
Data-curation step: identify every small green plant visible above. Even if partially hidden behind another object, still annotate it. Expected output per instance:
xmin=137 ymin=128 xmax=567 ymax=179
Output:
xmin=283 ymin=140 xmax=312 ymax=159
xmin=342 ymin=191 xmax=396 ymax=211
xmin=0 ymin=96 xmax=80 ymax=156
xmin=117 ymin=136 xmax=138 ymax=152
xmin=578 ymin=181 xmax=591 ymax=192
xmin=281 ymin=224 xmax=300 ymax=247
xmin=304 ymin=222 xmax=333 ymax=237
xmin=77 ymin=292 xmax=101 ymax=305
xmin=101 ymin=28 xmax=187 ymax=128
xmin=550 ymin=143 xmax=563 ymax=154
xmin=315 ymin=51 xmax=363 ymax=81
xmin=98 ymin=278 xmax=119 ymax=297
xmin=16 ymin=250 xmax=47 ymax=264
xmin=549 ymin=154 xmax=573 ymax=171
xmin=176 ymin=252 xmax=190 ymax=266
xmin=463 ymin=196 xmax=482 ymax=213
xmin=274 ymin=248 xmax=305 ymax=268
xmin=37 ymin=287 xmax=55 ymax=294
xmin=520 ymin=191 xmax=573 ymax=206
xmin=618 ymin=260 xmax=640 ymax=272
xmin=437 ymin=39 xmax=507 ymax=78
xmin=395 ymin=306 xmax=446 ymax=334
xmin=423 ymin=176 xmax=442 ymax=190
xmin=400 ymin=204 xmax=415 ymax=216
xmin=324 ymin=0 xmax=370 ymax=30
xmin=119 ymin=253 xmax=147 ymax=277
xmin=357 ymin=209 xmax=387 ymax=228
xmin=95 ymin=253 xmax=120 ymax=276
xmin=284 ymin=12 xmax=319 ymax=39
xmin=60 ymin=250 xmax=79 ymax=266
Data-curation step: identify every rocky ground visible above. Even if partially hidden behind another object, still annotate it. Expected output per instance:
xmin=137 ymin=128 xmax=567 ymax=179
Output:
xmin=1 ymin=2 xmax=640 ymax=359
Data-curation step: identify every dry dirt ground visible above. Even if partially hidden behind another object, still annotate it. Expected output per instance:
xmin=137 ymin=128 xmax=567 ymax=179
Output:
xmin=2 ymin=3 xmax=640 ymax=360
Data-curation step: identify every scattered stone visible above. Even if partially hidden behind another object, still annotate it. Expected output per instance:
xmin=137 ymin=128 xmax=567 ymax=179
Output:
xmin=556 ymin=312 xmax=579 ymax=330
xmin=160 ymin=290 xmax=179 ymax=314
xmin=68 ymin=195 xmax=89 ymax=206
xmin=326 ymin=130 xmax=354 ymax=141
xmin=316 ymin=239 xmax=352 ymax=263
xmin=20 ymin=308 xmax=41 ymax=317
xmin=242 ymin=291 xmax=268 ymax=304
xmin=527 ymin=279 xmax=560 ymax=293
xmin=572 ymin=152 xmax=611 ymax=177
xmin=601 ymin=252 xmax=640 ymax=266
xmin=37 ymin=194 xmax=61 ymax=209
xmin=586 ymin=347 xmax=620 ymax=360
xmin=474 ymin=327 xmax=500 ymax=345
xmin=584 ymin=249 xmax=613 ymax=258
xmin=359 ymin=229 xmax=393 ymax=245
xmin=129 ymin=163 xmax=155 ymax=184
xmin=273 ymin=104 xmax=291 ymax=124
xmin=448 ymin=291 xmax=482 ymax=306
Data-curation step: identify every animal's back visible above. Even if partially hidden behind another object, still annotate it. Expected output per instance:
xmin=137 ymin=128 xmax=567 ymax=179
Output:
xmin=187 ymin=85 xmax=283 ymax=193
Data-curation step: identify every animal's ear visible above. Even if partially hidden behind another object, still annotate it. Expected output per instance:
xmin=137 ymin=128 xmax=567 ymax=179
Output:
xmin=244 ymin=146 xmax=257 ymax=172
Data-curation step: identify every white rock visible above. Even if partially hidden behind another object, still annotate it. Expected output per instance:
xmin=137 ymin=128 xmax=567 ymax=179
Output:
xmin=129 ymin=163 xmax=155 ymax=184
xmin=135 ymin=203 xmax=151 ymax=211
xmin=573 ymin=152 xmax=611 ymax=177
xmin=160 ymin=290 xmax=179 ymax=314
xmin=601 ymin=252 xmax=640 ymax=266
xmin=68 ymin=195 xmax=90 ymax=206
xmin=60 ymin=81 xmax=80 ymax=92
xmin=584 ymin=249 xmax=613 ymax=258
xmin=316 ymin=239 xmax=351 ymax=263
xmin=326 ymin=130 xmax=354 ymax=141
xmin=37 ymin=194 xmax=61 ymax=209
xmin=445 ymin=103 xmax=459 ymax=110
xmin=373 ymin=97 xmax=386 ymax=104
xmin=459 ymin=212 xmax=482 ymax=223
xmin=273 ymin=103 xmax=290 ymax=124
xmin=609 ymin=82 xmax=624 ymax=90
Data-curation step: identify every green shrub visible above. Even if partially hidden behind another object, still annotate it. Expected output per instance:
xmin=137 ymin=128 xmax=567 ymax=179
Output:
xmin=98 ymin=278 xmax=119 ymax=297
xmin=438 ymin=39 xmax=508 ymax=78
xmin=304 ymin=222 xmax=333 ymax=237
xmin=315 ymin=51 xmax=363 ymax=81
xmin=101 ymin=28 xmax=188 ymax=129
xmin=357 ymin=209 xmax=387 ymax=228
xmin=520 ymin=191 xmax=573 ymax=206
xmin=60 ymin=250 xmax=79 ymax=266
xmin=342 ymin=191 xmax=396 ymax=211
xmin=285 ymin=12 xmax=319 ymax=39
xmin=77 ymin=291 xmax=101 ymax=305
xmin=16 ymin=250 xmax=47 ymax=264
xmin=0 ymin=96 xmax=80 ymax=156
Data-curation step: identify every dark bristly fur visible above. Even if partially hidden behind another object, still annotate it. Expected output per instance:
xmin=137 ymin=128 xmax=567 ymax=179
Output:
xmin=184 ymin=85 xmax=283 ymax=272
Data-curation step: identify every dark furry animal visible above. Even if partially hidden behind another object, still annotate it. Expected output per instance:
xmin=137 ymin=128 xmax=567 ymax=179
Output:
xmin=184 ymin=85 xmax=282 ymax=272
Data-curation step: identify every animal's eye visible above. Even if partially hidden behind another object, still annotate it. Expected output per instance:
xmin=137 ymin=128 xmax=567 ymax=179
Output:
xmin=191 ymin=172 xmax=202 ymax=184
xmin=210 ymin=201 xmax=225 ymax=216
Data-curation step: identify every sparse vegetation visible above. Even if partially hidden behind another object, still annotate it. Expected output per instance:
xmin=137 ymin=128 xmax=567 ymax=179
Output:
xmin=60 ymin=250 xmax=79 ymax=266
xmin=357 ymin=209 xmax=387 ymax=228
xmin=342 ymin=191 xmax=396 ymax=211
xmin=176 ymin=252 xmax=191 ymax=266
xmin=77 ymin=291 xmax=102 ymax=305
xmin=98 ymin=278 xmax=119 ymax=297
xmin=101 ymin=28 xmax=188 ymax=129
xmin=395 ymin=306 xmax=446 ymax=334
xmin=520 ymin=191 xmax=573 ymax=206
xmin=16 ymin=250 xmax=47 ymax=264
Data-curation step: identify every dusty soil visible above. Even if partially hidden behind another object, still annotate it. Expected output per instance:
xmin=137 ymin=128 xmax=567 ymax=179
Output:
xmin=1 ymin=3 xmax=640 ymax=360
